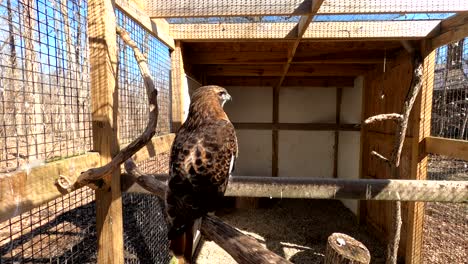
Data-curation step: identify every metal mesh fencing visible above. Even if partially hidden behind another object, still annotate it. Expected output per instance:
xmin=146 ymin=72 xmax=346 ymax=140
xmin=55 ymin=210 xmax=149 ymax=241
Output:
xmin=0 ymin=187 xmax=96 ymax=263
xmin=116 ymin=8 xmax=172 ymax=264
xmin=123 ymin=152 xmax=171 ymax=264
xmin=116 ymin=9 xmax=172 ymax=145
xmin=0 ymin=0 xmax=92 ymax=173
xmin=422 ymin=37 xmax=468 ymax=264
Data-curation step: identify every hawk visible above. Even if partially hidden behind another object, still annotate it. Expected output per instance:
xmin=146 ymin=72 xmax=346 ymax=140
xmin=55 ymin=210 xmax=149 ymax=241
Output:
xmin=166 ymin=85 xmax=238 ymax=263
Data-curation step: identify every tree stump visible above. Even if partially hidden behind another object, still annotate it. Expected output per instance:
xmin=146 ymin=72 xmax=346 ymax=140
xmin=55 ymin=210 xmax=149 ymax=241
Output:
xmin=325 ymin=233 xmax=370 ymax=264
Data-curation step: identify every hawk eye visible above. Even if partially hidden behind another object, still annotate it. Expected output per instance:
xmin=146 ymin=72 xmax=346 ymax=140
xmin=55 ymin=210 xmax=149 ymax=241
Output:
xmin=218 ymin=91 xmax=226 ymax=96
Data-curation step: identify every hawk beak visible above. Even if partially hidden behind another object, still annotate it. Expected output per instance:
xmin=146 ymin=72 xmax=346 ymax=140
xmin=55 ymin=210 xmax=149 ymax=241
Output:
xmin=223 ymin=93 xmax=232 ymax=101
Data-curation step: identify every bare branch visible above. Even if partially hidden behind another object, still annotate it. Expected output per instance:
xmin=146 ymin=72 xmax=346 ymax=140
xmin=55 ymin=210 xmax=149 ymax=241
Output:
xmin=371 ymin=151 xmax=391 ymax=165
xmin=73 ymin=26 xmax=159 ymax=189
xmin=364 ymin=114 xmax=403 ymax=124
xmin=385 ymin=55 xmax=423 ymax=264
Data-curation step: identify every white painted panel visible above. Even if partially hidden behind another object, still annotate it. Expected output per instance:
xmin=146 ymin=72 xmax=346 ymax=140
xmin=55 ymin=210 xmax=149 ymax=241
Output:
xmin=223 ymin=86 xmax=272 ymax=123
xmin=278 ymin=131 xmax=334 ymax=178
xmin=341 ymin=77 xmax=363 ymax=124
xmin=279 ymin=87 xmax=336 ymax=123
xmin=338 ymin=131 xmax=361 ymax=215
xmin=232 ymin=129 xmax=272 ymax=176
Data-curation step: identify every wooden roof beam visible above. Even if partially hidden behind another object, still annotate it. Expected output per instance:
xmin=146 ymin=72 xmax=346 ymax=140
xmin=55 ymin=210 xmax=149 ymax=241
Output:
xmin=423 ymin=12 xmax=468 ymax=55
xmin=207 ymin=76 xmax=355 ymax=87
xmin=169 ymin=20 xmax=441 ymax=41
xmin=144 ymin=0 xmax=468 ymax=18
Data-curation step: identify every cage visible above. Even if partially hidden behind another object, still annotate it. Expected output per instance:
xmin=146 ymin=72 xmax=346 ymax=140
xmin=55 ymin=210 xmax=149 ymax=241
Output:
xmin=0 ymin=0 xmax=467 ymax=264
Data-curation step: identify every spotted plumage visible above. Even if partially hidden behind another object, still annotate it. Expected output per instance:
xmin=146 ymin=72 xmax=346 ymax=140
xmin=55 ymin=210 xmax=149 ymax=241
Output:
xmin=165 ymin=85 xmax=238 ymax=263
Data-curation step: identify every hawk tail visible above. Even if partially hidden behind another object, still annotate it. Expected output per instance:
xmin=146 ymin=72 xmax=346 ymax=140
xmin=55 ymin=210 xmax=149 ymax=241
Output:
xmin=169 ymin=221 xmax=194 ymax=264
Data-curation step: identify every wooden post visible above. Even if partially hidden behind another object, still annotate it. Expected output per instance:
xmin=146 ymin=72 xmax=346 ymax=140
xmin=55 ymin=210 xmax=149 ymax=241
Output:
xmin=171 ymin=40 xmax=186 ymax=131
xmin=325 ymin=233 xmax=370 ymax=264
xmin=334 ymin=87 xmax=343 ymax=178
xmin=88 ymin=0 xmax=124 ymax=263
xmin=405 ymin=50 xmax=435 ymax=264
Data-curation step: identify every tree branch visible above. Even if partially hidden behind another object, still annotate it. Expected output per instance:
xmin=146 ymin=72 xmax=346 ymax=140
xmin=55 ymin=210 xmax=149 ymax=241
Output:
xmin=70 ymin=26 xmax=159 ymax=190
xmin=386 ymin=55 xmax=423 ymax=264
xmin=364 ymin=114 xmax=403 ymax=124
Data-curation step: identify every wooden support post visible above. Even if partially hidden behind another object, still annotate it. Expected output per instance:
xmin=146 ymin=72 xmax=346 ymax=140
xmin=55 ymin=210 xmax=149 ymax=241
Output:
xmin=171 ymin=40 xmax=186 ymax=131
xmin=405 ymin=50 xmax=435 ymax=264
xmin=334 ymin=87 xmax=343 ymax=178
xmin=88 ymin=1 xmax=124 ymax=263
xmin=325 ymin=233 xmax=370 ymax=264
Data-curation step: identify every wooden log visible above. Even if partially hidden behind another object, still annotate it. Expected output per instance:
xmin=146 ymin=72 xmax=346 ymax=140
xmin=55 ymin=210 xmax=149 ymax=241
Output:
xmin=325 ymin=233 xmax=370 ymax=264
xmin=201 ymin=215 xmax=292 ymax=264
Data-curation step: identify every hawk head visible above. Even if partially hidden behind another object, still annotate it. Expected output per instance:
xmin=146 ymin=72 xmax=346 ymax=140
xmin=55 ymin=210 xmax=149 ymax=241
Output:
xmin=191 ymin=85 xmax=232 ymax=108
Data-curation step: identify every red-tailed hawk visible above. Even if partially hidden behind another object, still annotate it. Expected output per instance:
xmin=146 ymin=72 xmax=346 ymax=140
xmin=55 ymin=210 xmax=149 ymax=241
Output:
xmin=166 ymin=85 xmax=238 ymax=263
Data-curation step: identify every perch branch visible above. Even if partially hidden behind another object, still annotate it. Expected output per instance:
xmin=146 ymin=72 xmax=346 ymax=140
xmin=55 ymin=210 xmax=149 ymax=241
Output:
xmin=122 ymin=162 xmax=292 ymax=264
xmin=71 ymin=26 xmax=159 ymax=190
xmin=364 ymin=114 xmax=403 ymax=124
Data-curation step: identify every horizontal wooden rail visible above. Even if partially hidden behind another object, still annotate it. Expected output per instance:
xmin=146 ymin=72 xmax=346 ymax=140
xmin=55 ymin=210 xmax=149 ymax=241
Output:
xmin=0 ymin=153 xmax=100 ymax=223
xmin=125 ymin=174 xmax=468 ymax=203
xmin=424 ymin=136 xmax=468 ymax=161
xmin=169 ymin=20 xmax=440 ymax=41
xmin=0 ymin=133 xmax=175 ymax=223
xmin=145 ymin=0 xmax=468 ymax=18
xmin=233 ymin=122 xmax=361 ymax=131
xmin=225 ymin=176 xmax=468 ymax=202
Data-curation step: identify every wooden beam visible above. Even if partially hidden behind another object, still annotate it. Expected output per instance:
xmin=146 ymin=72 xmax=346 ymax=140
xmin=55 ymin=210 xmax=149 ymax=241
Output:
xmin=88 ymin=1 xmax=124 ymax=263
xmin=145 ymin=0 xmax=313 ymax=18
xmin=185 ymin=50 xmax=392 ymax=65
xmin=333 ymin=88 xmax=343 ymax=178
xmin=319 ymin=0 xmax=468 ymax=14
xmin=224 ymin=176 xmax=468 ymax=202
xmin=171 ymin=41 xmax=187 ymax=131
xmin=207 ymin=76 xmax=355 ymax=87
xmin=0 ymin=133 xmax=174 ymax=224
xmin=426 ymin=12 xmax=468 ymax=54
xmin=123 ymin=133 xmax=175 ymax=163
xmin=406 ymin=51 xmax=435 ymax=264
xmin=204 ymin=64 xmax=370 ymax=77
xmin=127 ymin=173 xmax=468 ymax=203
xmin=0 ymin=153 xmax=100 ymax=223
xmin=144 ymin=0 xmax=468 ymax=17
xmin=233 ymin=122 xmax=361 ymax=131
xmin=424 ymin=136 xmax=468 ymax=161
xmin=170 ymin=21 xmax=441 ymax=41
xmin=115 ymin=0 xmax=175 ymax=49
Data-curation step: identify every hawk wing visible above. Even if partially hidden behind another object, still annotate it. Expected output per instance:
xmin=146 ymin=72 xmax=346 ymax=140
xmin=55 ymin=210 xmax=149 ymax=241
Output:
xmin=166 ymin=119 xmax=237 ymax=239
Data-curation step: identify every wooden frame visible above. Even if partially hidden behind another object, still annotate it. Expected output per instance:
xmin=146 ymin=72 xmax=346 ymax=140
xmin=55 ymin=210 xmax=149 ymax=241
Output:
xmin=169 ymin=20 xmax=441 ymax=41
xmin=207 ymin=76 xmax=355 ymax=87
xmin=405 ymin=51 xmax=435 ymax=264
xmin=424 ymin=136 xmax=468 ymax=160
xmin=0 ymin=134 xmax=175 ymax=224
xmin=87 ymin=1 xmax=124 ymax=262
xmin=144 ymin=0 xmax=468 ymax=18
xmin=116 ymin=0 xmax=175 ymax=49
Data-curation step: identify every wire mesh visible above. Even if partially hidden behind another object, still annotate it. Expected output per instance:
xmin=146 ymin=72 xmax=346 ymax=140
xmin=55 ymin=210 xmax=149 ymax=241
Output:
xmin=0 ymin=0 xmax=92 ymax=173
xmin=115 ymin=8 xmax=172 ymax=264
xmin=116 ymin=9 xmax=171 ymax=145
xmin=123 ymin=152 xmax=171 ymax=264
xmin=423 ymin=37 xmax=468 ymax=264
xmin=0 ymin=187 xmax=96 ymax=263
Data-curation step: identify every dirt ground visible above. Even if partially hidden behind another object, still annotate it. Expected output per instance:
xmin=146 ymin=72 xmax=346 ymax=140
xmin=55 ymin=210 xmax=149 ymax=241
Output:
xmin=195 ymin=199 xmax=386 ymax=264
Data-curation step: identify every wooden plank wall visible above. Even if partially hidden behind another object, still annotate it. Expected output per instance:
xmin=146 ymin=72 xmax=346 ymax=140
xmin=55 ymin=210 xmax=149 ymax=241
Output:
xmin=360 ymin=50 xmax=417 ymax=258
